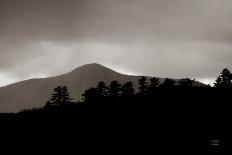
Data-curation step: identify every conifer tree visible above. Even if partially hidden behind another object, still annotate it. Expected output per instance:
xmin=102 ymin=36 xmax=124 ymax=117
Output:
xmin=138 ymin=76 xmax=148 ymax=94
xmin=178 ymin=78 xmax=195 ymax=88
xmin=82 ymin=87 xmax=99 ymax=103
xmin=149 ymin=77 xmax=160 ymax=89
xmin=48 ymin=86 xmax=72 ymax=106
xmin=121 ymin=81 xmax=134 ymax=97
xmin=108 ymin=80 xmax=121 ymax=98
xmin=214 ymin=68 xmax=232 ymax=88
xmin=160 ymin=78 xmax=176 ymax=88
xmin=96 ymin=81 xmax=108 ymax=98
xmin=61 ymin=86 xmax=72 ymax=104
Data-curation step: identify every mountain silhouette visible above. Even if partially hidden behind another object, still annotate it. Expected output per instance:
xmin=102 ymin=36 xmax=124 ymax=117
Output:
xmin=0 ymin=63 xmax=204 ymax=112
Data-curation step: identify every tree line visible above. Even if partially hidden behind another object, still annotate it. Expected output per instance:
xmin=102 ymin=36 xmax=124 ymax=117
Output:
xmin=44 ymin=68 xmax=232 ymax=108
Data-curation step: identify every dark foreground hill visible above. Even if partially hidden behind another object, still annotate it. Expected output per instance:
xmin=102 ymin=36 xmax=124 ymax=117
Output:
xmin=0 ymin=87 xmax=230 ymax=154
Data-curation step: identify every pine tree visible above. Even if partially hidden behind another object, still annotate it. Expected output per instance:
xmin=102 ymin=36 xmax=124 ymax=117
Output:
xmin=138 ymin=76 xmax=148 ymax=94
xmin=50 ymin=86 xmax=63 ymax=106
xmin=48 ymin=86 xmax=72 ymax=106
xmin=82 ymin=87 xmax=99 ymax=103
xmin=61 ymin=86 xmax=72 ymax=104
xmin=149 ymin=77 xmax=160 ymax=89
xmin=178 ymin=78 xmax=195 ymax=88
xmin=121 ymin=81 xmax=134 ymax=97
xmin=214 ymin=68 xmax=232 ymax=88
xmin=108 ymin=80 xmax=121 ymax=99
xmin=160 ymin=78 xmax=176 ymax=88
xmin=96 ymin=81 xmax=108 ymax=98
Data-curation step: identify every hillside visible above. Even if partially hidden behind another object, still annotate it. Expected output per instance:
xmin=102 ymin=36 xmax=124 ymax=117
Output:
xmin=0 ymin=63 xmax=203 ymax=112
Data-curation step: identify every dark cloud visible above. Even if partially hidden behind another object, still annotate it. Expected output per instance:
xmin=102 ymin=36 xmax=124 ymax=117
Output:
xmin=0 ymin=0 xmax=232 ymax=85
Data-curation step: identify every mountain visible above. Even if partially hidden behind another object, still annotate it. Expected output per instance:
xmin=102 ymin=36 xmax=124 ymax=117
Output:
xmin=0 ymin=63 xmax=204 ymax=113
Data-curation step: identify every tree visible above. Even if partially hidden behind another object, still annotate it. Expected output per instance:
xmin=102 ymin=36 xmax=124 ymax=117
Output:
xmin=82 ymin=87 xmax=99 ymax=103
xmin=138 ymin=76 xmax=148 ymax=94
xmin=160 ymin=78 xmax=176 ymax=88
xmin=96 ymin=81 xmax=108 ymax=98
xmin=50 ymin=86 xmax=63 ymax=106
xmin=178 ymin=78 xmax=195 ymax=88
xmin=48 ymin=86 xmax=72 ymax=106
xmin=121 ymin=81 xmax=135 ymax=97
xmin=214 ymin=68 xmax=232 ymax=88
xmin=149 ymin=77 xmax=160 ymax=90
xmin=108 ymin=80 xmax=121 ymax=99
xmin=61 ymin=86 xmax=72 ymax=104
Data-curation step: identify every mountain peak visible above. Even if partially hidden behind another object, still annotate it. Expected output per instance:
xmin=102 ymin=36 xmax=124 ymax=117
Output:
xmin=79 ymin=63 xmax=107 ymax=69
xmin=68 ymin=63 xmax=118 ymax=75
xmin=0 ymin=63 xmax=206 ymax=113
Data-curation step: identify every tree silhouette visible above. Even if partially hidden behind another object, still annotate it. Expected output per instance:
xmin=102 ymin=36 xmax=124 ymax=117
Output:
xmin=160 ymin=78 xmax=176 ymax=88
xmin=178 ymin=78 xmax=195 ymax=88
xmin=82 ymin=87 xmax=99 ymax=103
xmin=61 ymin=86 xmax=72 ymax=104
xmin=96 ymin=81 xmax=108 ymax=98
xmin=214 ymin=68 xmax=232 ymax=88
xmin=149 ymin=77 xmax=160 ymax=89
xmin=121 ymin=81 xmax=135 ymax=97
xmin=108 ymin=80 xmax=121 ymax=99
xmin=48 ymin=86 xmax=72 ymax=106
xmin=50 ymin=86 xmax=63 ymax=106
xmin=138 ymin=76 xmax=148 ymax=94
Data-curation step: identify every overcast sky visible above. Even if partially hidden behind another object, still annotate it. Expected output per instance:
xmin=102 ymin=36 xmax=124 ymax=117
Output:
xmin=0 ymin=0 xmax=232 ymax=86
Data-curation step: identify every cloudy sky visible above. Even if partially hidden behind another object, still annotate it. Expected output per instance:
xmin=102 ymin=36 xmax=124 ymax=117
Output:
xmin=0 ymin=0 xmax=232 ymax=86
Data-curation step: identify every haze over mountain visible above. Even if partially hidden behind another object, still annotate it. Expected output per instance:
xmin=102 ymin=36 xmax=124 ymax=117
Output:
xmin=0 ymin=63 xmax=203 ymax=113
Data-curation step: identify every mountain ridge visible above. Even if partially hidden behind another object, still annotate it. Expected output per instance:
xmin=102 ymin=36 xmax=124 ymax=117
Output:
xmin=0 ymin=63 xmax=204 ymax=113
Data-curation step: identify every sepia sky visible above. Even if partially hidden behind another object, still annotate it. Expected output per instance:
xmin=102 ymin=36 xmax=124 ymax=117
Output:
xmin=0 ymin=0 xmax=232 ymax=86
